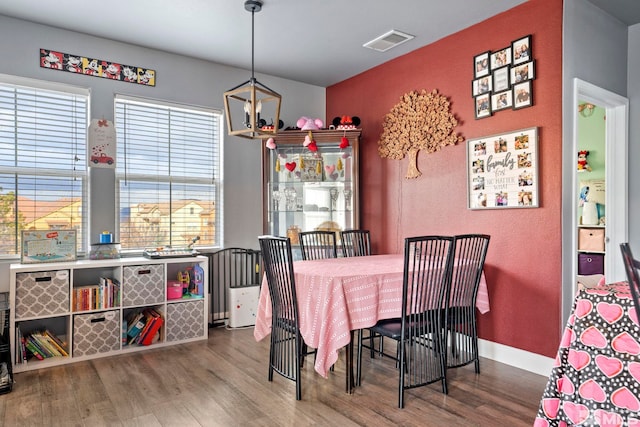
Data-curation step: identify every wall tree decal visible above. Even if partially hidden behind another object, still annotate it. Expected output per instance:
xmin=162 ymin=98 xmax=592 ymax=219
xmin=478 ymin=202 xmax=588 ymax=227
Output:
xmin=377 ymin=89 xmax=463 ymax=179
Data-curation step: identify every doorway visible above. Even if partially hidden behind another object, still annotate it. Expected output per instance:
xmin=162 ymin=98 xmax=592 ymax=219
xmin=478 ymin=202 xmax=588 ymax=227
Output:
xmin=563 ymin=78 xmax=628 ymax=323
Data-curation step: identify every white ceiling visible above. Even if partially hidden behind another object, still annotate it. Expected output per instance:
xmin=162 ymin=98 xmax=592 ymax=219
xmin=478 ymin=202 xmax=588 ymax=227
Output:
xmin=0 ymin=1 xmax=637 ymax=87
xmin=0 ymin=0 xmax=527 ymax=87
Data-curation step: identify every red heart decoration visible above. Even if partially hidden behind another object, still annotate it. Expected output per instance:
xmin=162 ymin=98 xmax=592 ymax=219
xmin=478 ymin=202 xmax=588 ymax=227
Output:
xmin=575 ymin=299 xmax=593 ymax=318
xmin=559 ymin=374 xmax=574 ymax=395
xmin=285 ymin=162 xmax=296 ymax=172
xmin=580 ymin=325 xmax=607 ymax=349
xmin=611 ymin=386 xmax=640 ymax=411
xmin=595 ymin=355 xmax=623 ymax=378
xmin=541 ymin=398 xmax=560 ymax=419
xmin=594 ymin=410 xmax=623 ymax=427
xmin=567 ymin=349 xmax=591 ymax=370
xmin=559 ymin=327 xmax=574 ymax=348
xmin=307 ymin=141 xmax=318 ymax=152
xmin=340 ymin=137 xmax=349 ymax=149
xmin=630 ymin=307 xmax=639 ymax=326
xmin=563 ymin=401 xmax=590 ymax=425
xmin=611 ymin=331 xmax=640 ymax=355
xmin=578 ymin=379 xmax=606 ymax=402
xmin=629 ymin=361 xmax=640 ymax=383
xmin=325 ymin=165 xmax=336 ymax=175
xmin=597 ymin=302 xmax=624 ymax=324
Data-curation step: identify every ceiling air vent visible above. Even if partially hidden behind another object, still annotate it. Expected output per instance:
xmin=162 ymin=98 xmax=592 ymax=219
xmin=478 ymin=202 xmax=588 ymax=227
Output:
xmin=363 ymin=30 xmax=414 ymax=52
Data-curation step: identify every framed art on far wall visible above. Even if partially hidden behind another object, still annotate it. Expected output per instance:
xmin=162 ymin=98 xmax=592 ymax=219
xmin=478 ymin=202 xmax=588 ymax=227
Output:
xmin=466 ymin=127 xmax=539 ymax=209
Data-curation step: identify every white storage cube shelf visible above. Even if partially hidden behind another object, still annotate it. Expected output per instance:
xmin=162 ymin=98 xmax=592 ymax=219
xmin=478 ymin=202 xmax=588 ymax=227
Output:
xmin=9 ymin=256 xmax=208 ymax=372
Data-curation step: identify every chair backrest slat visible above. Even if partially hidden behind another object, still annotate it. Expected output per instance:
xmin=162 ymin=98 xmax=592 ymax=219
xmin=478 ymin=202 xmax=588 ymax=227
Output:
xmin=449 ymin=234 xmax=491 ymax=308
xmin=299 ymin=231 xmax=337 ymax=260
xmin=259 ymin=236 xmax=298 ymax=323
xmin=340 ymin=229 xmax=371 ymax=257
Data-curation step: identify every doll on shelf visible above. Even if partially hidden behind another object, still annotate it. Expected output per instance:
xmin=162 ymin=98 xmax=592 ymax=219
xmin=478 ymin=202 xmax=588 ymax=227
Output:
xmin=577 ymin=150 xmax=592 ymax=172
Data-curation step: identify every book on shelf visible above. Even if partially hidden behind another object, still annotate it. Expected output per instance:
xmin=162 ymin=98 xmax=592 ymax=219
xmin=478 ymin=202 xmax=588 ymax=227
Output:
xmin=73 ymin=278 xmax=121 ymax=312
xmin=137 ymin=308 xmax=163 ymax=346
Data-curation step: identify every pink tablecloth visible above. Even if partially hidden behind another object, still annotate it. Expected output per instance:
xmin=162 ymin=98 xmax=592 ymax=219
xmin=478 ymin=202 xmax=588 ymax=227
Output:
xmin=254 ymin=254 xmax=490 ymax=378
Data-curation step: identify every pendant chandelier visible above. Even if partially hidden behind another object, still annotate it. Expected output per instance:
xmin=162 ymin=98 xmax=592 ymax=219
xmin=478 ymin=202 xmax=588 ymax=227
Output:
xmin=223 ymin=0 xmax=281 ymax=139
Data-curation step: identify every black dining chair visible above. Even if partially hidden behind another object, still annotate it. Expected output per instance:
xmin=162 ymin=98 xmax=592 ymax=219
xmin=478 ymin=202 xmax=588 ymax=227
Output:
xmin=356 ymin=235 xmax=455 ymax=408
xmin=446 ymin=234 xmax=490 ymax=374
xmin=620 ymin=243 xmax=640 ymax=320
xmin=258 ymin=235 xmax=314 ymax=400
xmin=340 ymin=229 xmax=372 ymax=257
xmin=299 ymin=230 xmax=337 ymax=260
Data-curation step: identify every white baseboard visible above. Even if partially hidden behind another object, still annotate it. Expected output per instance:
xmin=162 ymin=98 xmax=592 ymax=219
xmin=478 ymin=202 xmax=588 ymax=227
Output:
xmin=478 ymin=339 xmax=554 ymax=377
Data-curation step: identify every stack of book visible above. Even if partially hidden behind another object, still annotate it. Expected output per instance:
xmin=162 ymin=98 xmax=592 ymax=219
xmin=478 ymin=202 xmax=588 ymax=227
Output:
xmin=73 ymin=277 xmax=121 ymax=311
xmin=124 ymin=308 xmax=163 ymax=346
xmin=17 ymin=329 xmax=68 ymax=361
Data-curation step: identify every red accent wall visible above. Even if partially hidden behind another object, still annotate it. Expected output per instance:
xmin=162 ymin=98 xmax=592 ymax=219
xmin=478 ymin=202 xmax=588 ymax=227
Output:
xmin=327 ymin=0 xmax=563 ymax=357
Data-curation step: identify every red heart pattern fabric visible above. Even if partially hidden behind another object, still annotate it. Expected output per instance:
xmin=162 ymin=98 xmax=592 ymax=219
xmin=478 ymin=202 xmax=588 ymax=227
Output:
xmin=536 ymin=282 xmax=640 ymax=426
xmin=285 ymin=162 xmax=296 ymax=172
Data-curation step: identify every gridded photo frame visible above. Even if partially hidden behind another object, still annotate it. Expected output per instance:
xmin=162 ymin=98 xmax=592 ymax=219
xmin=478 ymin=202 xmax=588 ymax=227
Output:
xmin=467 ymin=127 xmax=539 ymax=209
xmin=513 ymin=80 xmax=533 ymax=109
xmin=512 ymin=35 xmax=532 ymax=65
xmin=471 ymin=35 xmax=533 ymax=119
xmin=474 ymin=51 xmax=491 ymax=78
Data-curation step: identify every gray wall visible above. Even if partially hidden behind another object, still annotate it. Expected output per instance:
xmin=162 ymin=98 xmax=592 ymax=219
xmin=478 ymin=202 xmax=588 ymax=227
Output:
xmin=628 ymin=24 xmax=640 ymax=246
xmin=0 ymin=14 xmax=326 ymax=289
xmin=562 ymin=0 xmax=630 ymax=322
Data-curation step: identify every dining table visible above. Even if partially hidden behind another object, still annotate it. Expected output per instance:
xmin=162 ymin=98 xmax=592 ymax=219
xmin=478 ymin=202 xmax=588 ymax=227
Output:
xmin=534 ymin=281 xmax=640 ymax=426
xmin=253 ymin=253 xmax=490 ymax=392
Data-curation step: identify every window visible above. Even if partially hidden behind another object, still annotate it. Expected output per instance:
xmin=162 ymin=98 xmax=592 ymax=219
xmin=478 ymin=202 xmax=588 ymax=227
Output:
xmin=0 ymin=75 xmax=88 ymax=257
xmin=115 ymin=95 xmax=221 ymax=252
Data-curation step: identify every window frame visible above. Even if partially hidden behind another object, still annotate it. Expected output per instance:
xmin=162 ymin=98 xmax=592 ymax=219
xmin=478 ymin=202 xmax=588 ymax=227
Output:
xmin=114 ymin=94 xmax=223 ymax=253
xmin=0 ymin=73 xmax=89 ymax=259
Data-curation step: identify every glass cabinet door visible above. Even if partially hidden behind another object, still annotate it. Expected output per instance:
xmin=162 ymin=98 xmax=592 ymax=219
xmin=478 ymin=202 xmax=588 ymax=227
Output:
xmin=262 ymin=130 xmax=360 ymax=253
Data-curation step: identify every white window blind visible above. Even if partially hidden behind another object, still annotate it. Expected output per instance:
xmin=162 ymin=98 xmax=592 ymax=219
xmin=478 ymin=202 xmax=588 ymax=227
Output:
xmin=115 ymin=95 xmax=221 ymax=251
xmin=0 ymin=75 xmax=88 ymax=257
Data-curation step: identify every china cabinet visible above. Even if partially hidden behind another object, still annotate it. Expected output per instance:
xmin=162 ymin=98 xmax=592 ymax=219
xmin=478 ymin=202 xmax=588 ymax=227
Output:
xmin=262 ymin=129 xmax=360 ymax=257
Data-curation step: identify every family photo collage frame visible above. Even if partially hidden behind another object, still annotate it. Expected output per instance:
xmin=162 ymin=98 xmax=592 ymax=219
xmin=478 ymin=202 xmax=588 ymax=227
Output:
xmin=472 ymin=35 xmax=534 ymax=119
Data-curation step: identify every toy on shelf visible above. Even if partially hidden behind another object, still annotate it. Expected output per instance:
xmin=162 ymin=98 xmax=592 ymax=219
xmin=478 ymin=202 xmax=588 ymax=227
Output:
xmin=577 ymin=150 xmax=592 ymax=172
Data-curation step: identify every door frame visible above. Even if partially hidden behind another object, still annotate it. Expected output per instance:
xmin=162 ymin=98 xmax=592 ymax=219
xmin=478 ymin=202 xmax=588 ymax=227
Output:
xmin=565 ymin=78 xmax=628 ymax=321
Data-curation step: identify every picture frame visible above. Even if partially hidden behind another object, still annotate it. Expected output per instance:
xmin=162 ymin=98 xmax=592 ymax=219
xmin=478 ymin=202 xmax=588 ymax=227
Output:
xmin=490 ymin=46 xmax=511 ymax=69
xmin=512 ymin=35 xmax=532 ymax=65
xmin=466 ymin=127 xmax=539 ymax=210
xmin=474 ymin=93 xmax=492 ymax=119
xmin=21 ymin=229 xmax=77 ymax=264
xmin=474 ymin=51 xmax=491 ymax=78
xmin=300 ymin=157 xmax=323 ymax=181
xmin=472 ymin=76 xmax=492 ymax=96
xmin=513 ymin=80 xmax=533 ymax=109
xmin=492 ymin=66 xmax=510 ymax=93
xmin=491 ymin=90 xmax=513 ymax=111
xmin=511 ymin=60 xmax=535 ymax=85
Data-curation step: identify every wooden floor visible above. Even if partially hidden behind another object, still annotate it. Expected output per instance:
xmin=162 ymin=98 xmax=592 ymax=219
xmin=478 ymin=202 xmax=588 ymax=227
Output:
xmin=0 ymin=326 xmax=548 ymax=426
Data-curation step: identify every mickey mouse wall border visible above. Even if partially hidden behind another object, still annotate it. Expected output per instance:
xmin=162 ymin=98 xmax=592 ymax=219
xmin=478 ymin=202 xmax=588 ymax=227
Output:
xmin=40 ymin=48 xmax=156 ymax=86
xmin=472 ymin=34 xmax=534 ymax=119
